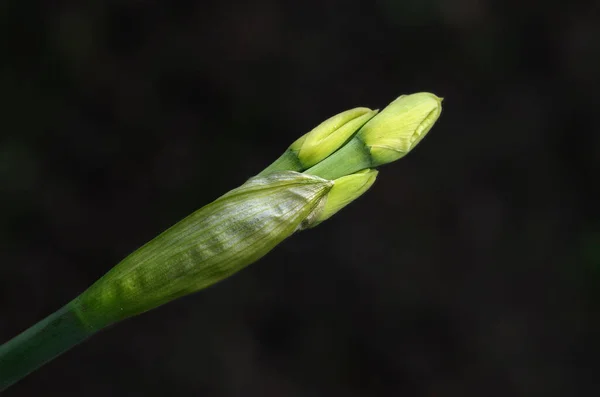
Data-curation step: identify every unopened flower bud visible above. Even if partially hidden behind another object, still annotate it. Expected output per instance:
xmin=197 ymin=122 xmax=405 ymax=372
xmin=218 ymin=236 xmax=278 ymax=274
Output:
xmin=308 ymin=169 xmax=378 ymax=227
xmin=305 ymin=92 xmax=442 ymax=180
xmin=290 ymin=108 xmax=378 ymax=168
xmin=260 ymin=107 xmax=377 ymax=175
xmin=357 ymin=92 xmax=442 ymax=166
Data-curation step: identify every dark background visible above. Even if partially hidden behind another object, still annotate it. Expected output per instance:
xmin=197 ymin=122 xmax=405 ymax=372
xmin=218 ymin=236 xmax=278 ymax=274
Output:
xmin=1 ymin=0 xmax=599 ymax=396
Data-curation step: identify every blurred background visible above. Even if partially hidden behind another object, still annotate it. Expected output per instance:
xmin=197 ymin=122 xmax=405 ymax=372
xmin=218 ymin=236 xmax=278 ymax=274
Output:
xmin=1 ymin=0 xmax=599 ymax=396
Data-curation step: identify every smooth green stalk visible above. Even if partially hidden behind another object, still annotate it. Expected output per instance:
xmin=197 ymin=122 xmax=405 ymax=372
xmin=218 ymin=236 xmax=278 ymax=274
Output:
xmin=304 ymin=135 xmax=373 ymax=180
xmin=0 ymin=92 xmax=443 ymax=390
xmin=0 ymin=305 xmax=95 ymax=390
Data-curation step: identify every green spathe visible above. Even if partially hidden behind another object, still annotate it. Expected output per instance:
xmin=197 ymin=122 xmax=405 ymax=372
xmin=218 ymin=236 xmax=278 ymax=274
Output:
xmin=74 ymin=172 xmax=333 ymax=329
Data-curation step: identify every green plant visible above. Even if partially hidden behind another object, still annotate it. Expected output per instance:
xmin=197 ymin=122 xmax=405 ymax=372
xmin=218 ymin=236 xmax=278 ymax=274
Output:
xmin=0 ymin=92 xmax=442 ymax=390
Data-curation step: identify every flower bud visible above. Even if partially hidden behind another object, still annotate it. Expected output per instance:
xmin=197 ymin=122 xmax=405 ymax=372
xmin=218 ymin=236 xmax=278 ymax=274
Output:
xmin=290 ymin=108 xmax=378 ymax=168
xmin=303 ymin=92 xmax=442 ymax=180
xmin=0 ymin=93 xmax=443 ymax=389
xmin=260 ymin=107 xmax=377 ymax=175
xmin=357 ymin=92 xmax=442 ymax=166
xmin=307 ymin=169 xmax=378 ymax=228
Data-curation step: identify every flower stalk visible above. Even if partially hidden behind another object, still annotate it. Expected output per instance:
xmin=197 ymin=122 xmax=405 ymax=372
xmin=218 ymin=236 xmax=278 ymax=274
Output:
xmin=0 ymin=92 xmax=442 ymax=391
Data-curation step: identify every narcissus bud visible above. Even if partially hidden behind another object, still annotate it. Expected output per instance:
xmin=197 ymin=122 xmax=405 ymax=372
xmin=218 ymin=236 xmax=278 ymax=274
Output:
xmin=0 ymin=92 xmax=443 ymax=390
xmin=309 ymin=169 xmax=378 ymax=227
xmin=304 ymin=92 xmax=442 ymax=180
xmin=290 ymin=108 xmax=378 ymax=168
xmin=260 ymin=107 xmax=377 ymax=174
xmin=357 ymin=92 xmax=442 ymax=166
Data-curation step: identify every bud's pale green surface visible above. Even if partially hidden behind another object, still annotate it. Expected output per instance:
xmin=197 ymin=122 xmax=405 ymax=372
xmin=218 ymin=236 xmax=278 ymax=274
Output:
xmin=357 ymin=92 xmax=442 ymax=166
xmin=260 ymin=107 xmax=377 ymax=175
xmin=309 ymin=169 xmax=378 ymax=227
xmin=290 ymin=108 xmax=378 ymax=168
xmin=303 ymin=92 xmax=442 ymax=180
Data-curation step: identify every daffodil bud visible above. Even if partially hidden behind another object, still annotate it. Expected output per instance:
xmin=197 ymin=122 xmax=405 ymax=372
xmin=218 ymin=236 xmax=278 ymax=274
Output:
xmin=290 ymin=108 xmax=378 ymax=168
xmin=0 ymin=92 xmax=444 ymax=390
xmin=308 ymin=169 xmax=378 ymax=227
xmin=73 ymin=172 xmax=333 ymax=329
xmin=304 ymin=92 xmax=442 ymax=180
xmin=357 ymin=92 xmax=442 ymax=166
xmin=260 ymin=107 xmax=377 ymax=175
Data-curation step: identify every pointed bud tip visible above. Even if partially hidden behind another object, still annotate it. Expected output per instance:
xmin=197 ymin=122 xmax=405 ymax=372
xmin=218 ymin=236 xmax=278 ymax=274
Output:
xmin=357 ymin=92 xmax=442 ymax=166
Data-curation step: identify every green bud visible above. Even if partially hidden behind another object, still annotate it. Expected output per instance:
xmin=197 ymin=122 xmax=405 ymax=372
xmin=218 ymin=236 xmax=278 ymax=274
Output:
xmin=290 ymin=108 xmax=378 ymax=168
xmin=308 ymin=169 xmax=378 ymax=227
xmin=303 ymin=92 xmax=442 ymax=180
xmin=260 ymin=107 xmax=378 ymax=175
xmin=357 ymin=92 xmax=442 ymax=166
xmin=0 ymin=92 xmax=444 ymax=390
xmin=74 ymin=172 xmax=332 ymax=329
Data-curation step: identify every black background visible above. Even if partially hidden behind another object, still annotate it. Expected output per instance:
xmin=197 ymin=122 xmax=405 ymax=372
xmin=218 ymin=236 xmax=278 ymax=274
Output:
xmin=1 ymin=0 xmax=599 ymax=396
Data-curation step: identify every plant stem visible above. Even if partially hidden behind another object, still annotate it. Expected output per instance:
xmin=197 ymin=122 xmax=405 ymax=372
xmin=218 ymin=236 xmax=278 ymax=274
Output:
xmin=0 ymin=303 xmax=96 ymax=391
xmin=257 ymin=149 xmax=303 ymax=175
xmin=259 ymin=136 xmax=373 ymax=180
xmin=304 ymin=137 xmax=372 ymax=180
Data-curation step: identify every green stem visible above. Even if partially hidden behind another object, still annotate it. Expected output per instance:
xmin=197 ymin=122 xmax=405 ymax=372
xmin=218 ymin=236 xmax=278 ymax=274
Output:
xmin=260 ymin=136 xmax=374 ymax=180
xmin=257 ymin=149 xmax=303 ymax=175
xmin=0 ymin=303 xmax=96 ymax=391
xmin=304 ymin=136 xmax=373 ymax=180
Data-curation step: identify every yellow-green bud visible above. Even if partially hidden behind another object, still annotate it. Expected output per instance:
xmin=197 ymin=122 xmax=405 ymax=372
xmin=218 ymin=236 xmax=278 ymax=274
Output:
xmin=309 ymin=169 xmax=378 ymax=227
xmin=290 ymin=108 xmax=378 ymax=168
xmin=259 ymin=107 xmax=378 ymax=175
xmin=0 ymin=92 xmax=443 ymax=390
xmin=357 ymin=92 xmax=442 ymax=166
